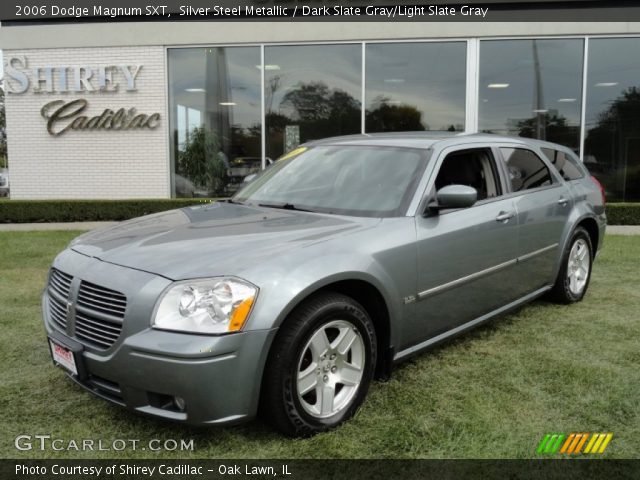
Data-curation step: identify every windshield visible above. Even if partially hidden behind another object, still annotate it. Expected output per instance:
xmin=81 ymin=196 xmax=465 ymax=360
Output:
xmin=233 ymin=145 xmax=430 ymax=217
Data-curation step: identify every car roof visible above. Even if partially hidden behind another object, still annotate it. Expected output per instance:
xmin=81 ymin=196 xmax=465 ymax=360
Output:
xmin=305 ymin=132 xmax=574 ymax=152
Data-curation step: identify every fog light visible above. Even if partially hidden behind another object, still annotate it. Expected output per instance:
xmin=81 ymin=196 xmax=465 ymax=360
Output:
xmin=174 ymin=396 xmax=186 ymax=411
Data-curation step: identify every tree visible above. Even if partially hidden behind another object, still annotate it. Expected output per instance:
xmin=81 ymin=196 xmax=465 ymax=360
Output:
xmin=366 ymin=96 xmax=425 ymax=132
xmin=515 ymin=110 xmax=578 ymax=149
xmin=280 ymin=82 xmax=333 ymax=122
xmin=585 ymin=86 xmax=640 ymax=162
xmin=268 ymin=81 xmax=361 ymax=157
xmin=584 ymin=87 xmax=640 ymax=200
xmin=178 ymin=127 xmax=227 ymax=195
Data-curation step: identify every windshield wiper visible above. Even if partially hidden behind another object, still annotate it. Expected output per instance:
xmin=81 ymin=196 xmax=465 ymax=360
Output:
xmin=258 ymin=202 xmax=315 ymax=212
xmin=223 ymin=198 xmax=245 ymax=205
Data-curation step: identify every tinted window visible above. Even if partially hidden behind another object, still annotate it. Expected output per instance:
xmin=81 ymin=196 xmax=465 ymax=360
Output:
xmin=584 ymin=38 xmax=640 ymax=201
xmin=365 ymin=42 xmax=466 ymax=132
xmin=541 ymin=148 xmax=584 ymax=181
xmin=264 ymin=45 xmax=362 ymax=159
xmin=435 ymin=149 xmax=501 ymax=201
xmin=479 ymin=39 xmax=583 ymax=152
xmin=168 ymin=47 xmax=262 ymax=198
xmin=500 ymin=148 xmax=553 ymax=191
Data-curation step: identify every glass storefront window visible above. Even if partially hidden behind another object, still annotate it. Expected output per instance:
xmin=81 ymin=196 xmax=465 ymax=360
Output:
xmin=584 ymin=38 xmax=640 ymax=202
xmin=166 ymin=37 xmax=640 ymax=204
xmin=168 ymin=47 xmax=262 ymax=198
xmin=478 ymin=39 xmax=584 ymax=152
xmin=365 ymin=42 xmax=466 ymax=132
xmin=264 ymin=44 xmax=362 ymax=159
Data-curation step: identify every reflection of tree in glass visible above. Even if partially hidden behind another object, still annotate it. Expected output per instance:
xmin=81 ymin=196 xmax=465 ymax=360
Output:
xmin=280 ymin=82 xmax=360 ymax=122
xmin=267 ymin=81 xmax=361 ymax=157
xmin=516 ymin=111 xmax=578 ymax=150
xmin=179 ymin=127 xmax=228 ymax=195
xmin=230 ymin=124 xmax=261 ymax=158
xmin=586 ymin=87 xmax=640 ymax=162
xmin=584 ymin=87 xmax=640 ymax=200
xmin=366 ymin=95 xmax=426 ymax=132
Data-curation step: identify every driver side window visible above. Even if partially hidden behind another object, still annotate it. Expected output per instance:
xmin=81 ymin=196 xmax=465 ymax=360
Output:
xmin=435 ymin=148 xmax=501 ymax=201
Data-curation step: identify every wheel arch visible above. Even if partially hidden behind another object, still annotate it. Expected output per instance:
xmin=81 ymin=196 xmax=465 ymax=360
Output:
xmin=271 ymin=276 xmax=395 ymax=380
xmin=576 ymin=216 xmax=600 ymax=253
xmin=311 ymin=279 xmax=393 ymax=379
xmin=552 ymin=213 xmax=600 ymax=284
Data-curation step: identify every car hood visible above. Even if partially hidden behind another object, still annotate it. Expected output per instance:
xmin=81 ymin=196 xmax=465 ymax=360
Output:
xmin=71 ymin=202 xmax=378 ymax=280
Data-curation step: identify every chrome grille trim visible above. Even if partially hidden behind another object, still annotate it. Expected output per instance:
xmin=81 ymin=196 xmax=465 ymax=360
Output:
xmin=49 ymin=268 xmax=73 ymax=299
xmin=74 ymin=281 xmax=126 ymax=350
xmin=46 ymin=270 xmax=127 ymax=351
xmin=73 ymin=314 xmax=122 ymax=334
xmin=77 ymin=281 xmax=127 ymax=318
xmin=48 ymin=296 xmax=68 ymax=331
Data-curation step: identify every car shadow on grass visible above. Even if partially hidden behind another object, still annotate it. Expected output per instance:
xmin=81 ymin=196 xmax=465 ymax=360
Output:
xmin=58 ymin=297 xmax=555 ymax=452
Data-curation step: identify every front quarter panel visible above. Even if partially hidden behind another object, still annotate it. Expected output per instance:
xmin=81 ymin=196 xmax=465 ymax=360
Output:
xmin=240 ymin=217 xmax=418 ymax=350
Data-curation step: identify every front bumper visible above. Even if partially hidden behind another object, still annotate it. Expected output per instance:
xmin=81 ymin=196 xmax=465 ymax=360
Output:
xmin=43 ymin=249 xmax=277 ymax=425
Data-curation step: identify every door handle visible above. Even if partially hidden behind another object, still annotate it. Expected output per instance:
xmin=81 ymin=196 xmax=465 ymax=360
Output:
xmin=558 ymin=197 xmax=569 ymax=206
xmin=495 ymin=211 xmax=515 ymax=223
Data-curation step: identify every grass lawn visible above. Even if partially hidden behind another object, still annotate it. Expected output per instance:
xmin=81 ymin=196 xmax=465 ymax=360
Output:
xmin=0 ymin=231 xmax=638 ymax=459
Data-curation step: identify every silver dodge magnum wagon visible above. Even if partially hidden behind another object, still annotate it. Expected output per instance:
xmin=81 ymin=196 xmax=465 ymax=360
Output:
xmin=44 ymin=133 xmax=606 ymax=436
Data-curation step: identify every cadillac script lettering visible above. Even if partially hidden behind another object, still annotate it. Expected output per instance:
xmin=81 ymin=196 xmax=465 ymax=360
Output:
xmin=4 ymin=55 xmax=162 ymax=135
xmin=41 ymin=99 xmax=161 ymax=136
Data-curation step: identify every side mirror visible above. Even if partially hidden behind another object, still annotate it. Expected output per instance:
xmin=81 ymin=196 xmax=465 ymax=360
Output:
xmin=432 ymin=184 xmax=477 ymax=211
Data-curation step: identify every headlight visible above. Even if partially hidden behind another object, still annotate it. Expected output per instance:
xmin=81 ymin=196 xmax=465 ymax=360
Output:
xmin=152 ymin=277 xmax=257 ymax=334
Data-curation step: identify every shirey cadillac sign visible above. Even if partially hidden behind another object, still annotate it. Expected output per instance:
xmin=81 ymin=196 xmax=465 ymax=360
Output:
xmin=4 ymin=56 xmax=161 ymax=135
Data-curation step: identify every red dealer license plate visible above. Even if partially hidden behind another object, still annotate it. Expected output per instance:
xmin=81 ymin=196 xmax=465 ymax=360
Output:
xmin=49 ymin=339 xmax=78 ymax=376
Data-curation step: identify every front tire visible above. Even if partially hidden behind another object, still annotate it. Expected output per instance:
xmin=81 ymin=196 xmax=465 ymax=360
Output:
xmin=549 ymin=226 xmax=593 ymax=304
xmin=260 ymin=292 xmax=376 ymax=437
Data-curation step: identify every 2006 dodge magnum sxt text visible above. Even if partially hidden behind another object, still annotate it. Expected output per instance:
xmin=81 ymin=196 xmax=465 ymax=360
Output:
xmin=44 ymin=133 xmax=606 ymax=436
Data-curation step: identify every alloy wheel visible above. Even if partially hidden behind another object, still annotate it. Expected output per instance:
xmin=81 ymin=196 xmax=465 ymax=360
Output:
xmin=567 ymin=238 xmax=590 ymax=295
xmin=296 ymin=320 xmax=365 ymax=419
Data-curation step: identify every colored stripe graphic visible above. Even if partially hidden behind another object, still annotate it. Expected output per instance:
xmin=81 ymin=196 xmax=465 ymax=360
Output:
xmin=537 ymin=434 xmax=565 ymax=454
xmin=573 ymin=433 xmax=589 ymax=454
xmin=562 ymin=433 xmax=588 ymax=454
xmin=584 ymin=433 xmax=613 ymax=454
xmin=538 ymin=433 xmax=612 ymax=455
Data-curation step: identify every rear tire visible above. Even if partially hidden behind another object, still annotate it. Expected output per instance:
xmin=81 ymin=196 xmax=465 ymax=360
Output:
xmin=549 ymin=226 xmax=593 ymax=304
xmin=260 ymin=292 xmax=376 ymax=437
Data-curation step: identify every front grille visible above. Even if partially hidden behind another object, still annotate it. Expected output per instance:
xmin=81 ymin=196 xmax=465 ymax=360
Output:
xmin=48 ymin=295 xmax=68 ymax=331
xmin=47 ymin=270 xmax=127 ymax=351
xmin=75 ymin=311 xmax=123 ymax=349
xmin=47 ymin=269 xmax=72 ymax=332
xmin=75 ymin=281 xmax=126 ymax=350
xmin=77 ymin=281 xmax=127 ymax=318
xmin=49 ymin=268 xmax=73 ymax=299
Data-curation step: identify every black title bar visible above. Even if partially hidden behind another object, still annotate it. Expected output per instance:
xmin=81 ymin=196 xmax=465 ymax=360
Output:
xmin=3 ymin=459 xmax=640 ymax=480
xmin=3 ymin=0 xmax=640 ymax=23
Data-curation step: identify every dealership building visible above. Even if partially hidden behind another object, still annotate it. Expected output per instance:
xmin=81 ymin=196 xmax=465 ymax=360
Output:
xmin=1 ymin=16 xmax=640 ymax=202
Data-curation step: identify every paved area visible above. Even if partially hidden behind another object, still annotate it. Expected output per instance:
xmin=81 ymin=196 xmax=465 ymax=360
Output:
xmin=606 ymin=226 xmax=640 ymax=235
xmin=0 ymin=222 xmax=639 ymax=234
xmin=0 ymin=221 xmax=117 ymax=231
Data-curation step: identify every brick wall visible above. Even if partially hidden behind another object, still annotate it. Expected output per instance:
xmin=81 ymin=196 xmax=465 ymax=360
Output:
xmin=4 ymin=46 xmax=169 ymax=199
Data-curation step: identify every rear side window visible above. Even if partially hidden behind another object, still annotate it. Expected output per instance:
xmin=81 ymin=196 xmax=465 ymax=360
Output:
xmin=541 ymin=148 xmax=585 ymax=181
xmin=499 ymin=148 xmax=553 ymax=192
